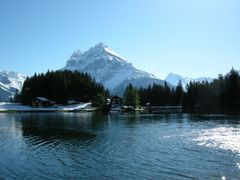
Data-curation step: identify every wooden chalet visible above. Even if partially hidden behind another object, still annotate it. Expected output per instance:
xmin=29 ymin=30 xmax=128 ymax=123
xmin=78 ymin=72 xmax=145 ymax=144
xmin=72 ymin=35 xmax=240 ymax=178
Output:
xmin=110 ymin=95 xmax=123 ymax=108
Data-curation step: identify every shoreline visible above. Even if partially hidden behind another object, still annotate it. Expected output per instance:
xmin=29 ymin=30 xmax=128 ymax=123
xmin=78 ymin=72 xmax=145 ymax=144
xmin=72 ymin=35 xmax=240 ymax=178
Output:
xmin=0 ymin=102 xmax=95 ymax=113
xmin=0 ymin=102 xmax=183 ymax=113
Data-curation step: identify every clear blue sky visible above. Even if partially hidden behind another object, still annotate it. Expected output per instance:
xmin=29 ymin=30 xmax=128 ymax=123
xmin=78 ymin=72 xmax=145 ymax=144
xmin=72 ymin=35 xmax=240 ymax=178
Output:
xmin=0 ymin=0 xmax=239 ymax=79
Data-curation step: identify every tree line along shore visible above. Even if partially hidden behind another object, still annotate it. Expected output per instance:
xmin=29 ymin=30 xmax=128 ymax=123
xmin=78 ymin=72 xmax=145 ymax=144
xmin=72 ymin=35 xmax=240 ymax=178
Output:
xmin=11 ymin=69 xmax=240 ymax=114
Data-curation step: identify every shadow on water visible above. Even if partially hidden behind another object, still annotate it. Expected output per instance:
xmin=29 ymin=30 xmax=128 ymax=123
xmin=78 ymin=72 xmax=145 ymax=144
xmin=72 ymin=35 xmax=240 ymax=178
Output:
xmin=12 ymin=112 xmax=109 ymax=142
xmin=22 ymin=127 xmax=96 ymax=141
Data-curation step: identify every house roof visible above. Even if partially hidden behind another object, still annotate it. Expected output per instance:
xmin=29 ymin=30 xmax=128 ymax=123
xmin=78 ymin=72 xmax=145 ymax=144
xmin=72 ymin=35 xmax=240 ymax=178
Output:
xmin=36 ymin=97 xmax=51 ymax=102
xmin=111 ymin=95 xmax=122 ymax=100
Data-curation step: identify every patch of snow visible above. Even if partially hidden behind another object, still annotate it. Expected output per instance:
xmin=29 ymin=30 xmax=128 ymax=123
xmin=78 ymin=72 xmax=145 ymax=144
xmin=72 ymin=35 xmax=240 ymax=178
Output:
xmin=0 ymin=102 xmax=92 ymax=112
xmin=104 ymin=69 xmax=134 ymax=91
xmin=103 ymin=46 xmax=126 ymax=61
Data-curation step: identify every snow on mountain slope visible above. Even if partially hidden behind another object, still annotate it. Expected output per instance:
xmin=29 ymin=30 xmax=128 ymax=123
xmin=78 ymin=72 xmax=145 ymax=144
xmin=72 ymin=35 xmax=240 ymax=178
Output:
xmin=64 ymin=43 xmax=166 ymax=95
xmin=165 ymin=73 xmax=213 ymax=90
xmin=165 ymin=73 xmax=189 ymax=88
xmin=0 ymin=70 xmax=26 ymax=101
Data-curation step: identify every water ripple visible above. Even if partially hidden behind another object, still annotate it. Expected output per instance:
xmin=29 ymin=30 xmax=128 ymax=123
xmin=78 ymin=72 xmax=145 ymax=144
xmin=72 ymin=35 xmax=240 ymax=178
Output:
xmin=1 ymin=113 xmax=240 ymax=179
xmin=193 ymin=126 xmax=240 ymax=154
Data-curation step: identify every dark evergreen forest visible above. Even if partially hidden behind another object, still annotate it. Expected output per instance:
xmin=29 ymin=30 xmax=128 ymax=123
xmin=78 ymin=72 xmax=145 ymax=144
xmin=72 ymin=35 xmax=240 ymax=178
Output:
xmin=182 ymin=69 xmax=240 ymax=113
xmin=138 ymin=69 xmax=240 ymax=113
xmin=20 ymin=70 xmax=108 ymax=105
xmin=138 ymin=81 xmax=183 ymax=106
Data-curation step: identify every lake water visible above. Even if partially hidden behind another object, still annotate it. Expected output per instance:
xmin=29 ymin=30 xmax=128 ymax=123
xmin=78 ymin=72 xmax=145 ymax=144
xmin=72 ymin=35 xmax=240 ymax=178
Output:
xmin=0 ymin=112 xmax=240 ymax=179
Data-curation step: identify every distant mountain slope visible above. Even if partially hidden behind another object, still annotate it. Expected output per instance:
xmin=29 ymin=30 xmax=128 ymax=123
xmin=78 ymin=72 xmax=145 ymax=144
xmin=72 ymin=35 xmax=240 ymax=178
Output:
xmin=64 ymin=43 xmax=166 ymax=95
xmin=0 ymin=70 xmax=26 ymax=101
xmin=165 ymin=73 xmax=213 ymax=89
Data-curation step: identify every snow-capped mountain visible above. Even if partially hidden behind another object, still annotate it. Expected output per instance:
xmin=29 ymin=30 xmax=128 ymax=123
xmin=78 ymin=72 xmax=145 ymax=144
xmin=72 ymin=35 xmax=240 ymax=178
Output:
xmin=165 ymin=73 xmax=213 ymax=89
xmin=165 ymin=73 xmax=189 ymax=88
xmin=64 ymin=43 xmax=166 ymax=95
xmin=0 ymin=70 xmax=26 ymax=101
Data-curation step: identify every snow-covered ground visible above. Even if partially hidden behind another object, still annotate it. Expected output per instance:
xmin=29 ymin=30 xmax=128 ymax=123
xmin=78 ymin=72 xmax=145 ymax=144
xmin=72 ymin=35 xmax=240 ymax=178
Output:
xmin=0 ymin=102 xmax=92 ymax=112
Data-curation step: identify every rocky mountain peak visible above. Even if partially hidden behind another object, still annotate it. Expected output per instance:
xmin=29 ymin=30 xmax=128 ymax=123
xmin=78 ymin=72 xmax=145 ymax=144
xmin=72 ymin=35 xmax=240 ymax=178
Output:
xmin=64 ymin=43 xmax=166 ymax=95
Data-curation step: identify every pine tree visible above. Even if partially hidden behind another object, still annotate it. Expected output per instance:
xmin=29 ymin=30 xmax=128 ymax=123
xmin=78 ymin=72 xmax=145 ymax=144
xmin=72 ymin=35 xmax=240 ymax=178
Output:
xmin=124 ymin=84 xmax=140 ymax=107
xmin=175 ymin=80 xmax=183 ymax=105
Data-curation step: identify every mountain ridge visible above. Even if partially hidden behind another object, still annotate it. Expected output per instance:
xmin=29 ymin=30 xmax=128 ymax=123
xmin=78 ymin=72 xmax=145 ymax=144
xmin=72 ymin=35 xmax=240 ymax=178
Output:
xmin=0 ymin=70 xmax=26 ymax=101
xmin=165 ymin=72 xmax=214 ymax=89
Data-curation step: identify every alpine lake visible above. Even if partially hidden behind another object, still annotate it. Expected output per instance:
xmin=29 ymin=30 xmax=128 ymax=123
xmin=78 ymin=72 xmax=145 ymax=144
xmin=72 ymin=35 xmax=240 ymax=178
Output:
xmin=0 ymin=112 xmax=240 ymax=179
